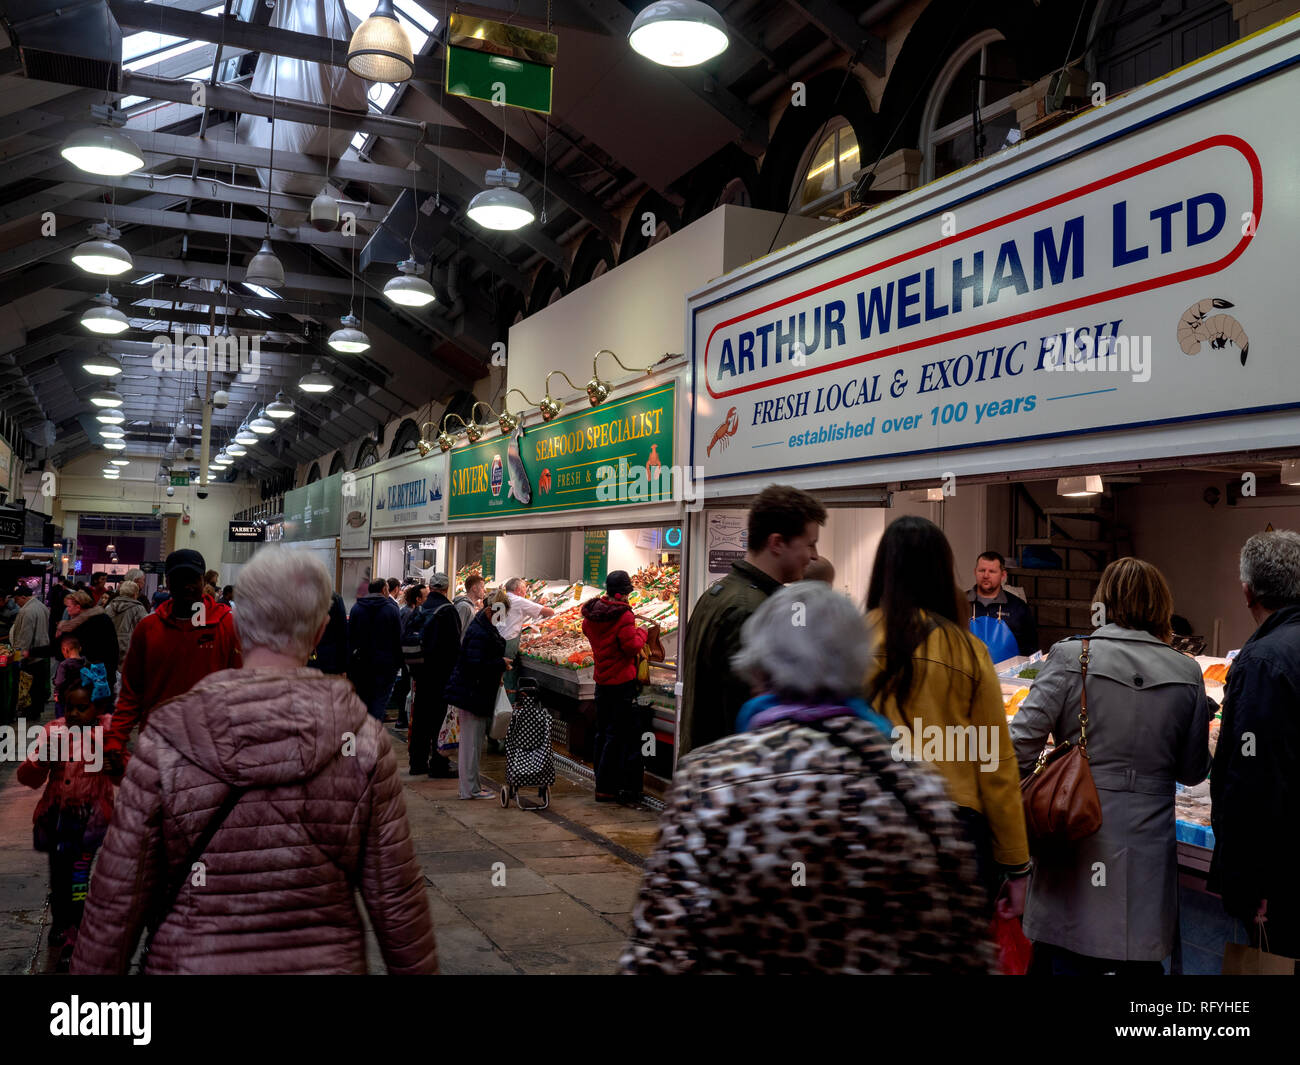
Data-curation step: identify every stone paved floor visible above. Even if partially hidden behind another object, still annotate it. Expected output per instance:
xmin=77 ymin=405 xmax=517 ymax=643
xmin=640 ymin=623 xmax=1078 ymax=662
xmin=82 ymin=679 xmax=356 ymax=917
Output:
xmin=0 ymin=707 xmax=660 ymax=975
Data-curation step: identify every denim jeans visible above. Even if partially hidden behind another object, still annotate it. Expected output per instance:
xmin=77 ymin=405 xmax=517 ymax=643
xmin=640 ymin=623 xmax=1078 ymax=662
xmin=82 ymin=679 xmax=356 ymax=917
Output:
xmin=364 ymin=672 xmax=397 ymax=722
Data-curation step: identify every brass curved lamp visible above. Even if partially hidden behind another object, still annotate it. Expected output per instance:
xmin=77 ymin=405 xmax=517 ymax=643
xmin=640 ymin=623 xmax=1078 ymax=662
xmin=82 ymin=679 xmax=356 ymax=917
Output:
xmin=541 ymin=370 xmax=582 ymax=421
xmin=586 ymin=349 xmax=657 ymax=406
xmin=498 ymin=389 xmax=537 ymax=433
xmin=416 ymin=420 xmax=440 ymax=456
xmin=470 ymin=401 xmax=514 ymax=437
xmin=436 ymin=412 xmax=473 ymax=452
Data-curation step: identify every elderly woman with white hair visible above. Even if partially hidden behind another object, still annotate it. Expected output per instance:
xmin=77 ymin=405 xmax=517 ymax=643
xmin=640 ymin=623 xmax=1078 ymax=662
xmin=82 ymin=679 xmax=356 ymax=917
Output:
xmin=622 ymin=581 xmax=995 ymax=975
xmin=72 ymin=546 xmax=437 ymax=975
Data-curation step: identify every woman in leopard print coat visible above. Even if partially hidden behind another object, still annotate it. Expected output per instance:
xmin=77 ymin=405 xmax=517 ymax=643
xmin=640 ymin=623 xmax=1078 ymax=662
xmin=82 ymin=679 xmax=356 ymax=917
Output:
xmin=622 ymin=582 xmax=996 ymax=975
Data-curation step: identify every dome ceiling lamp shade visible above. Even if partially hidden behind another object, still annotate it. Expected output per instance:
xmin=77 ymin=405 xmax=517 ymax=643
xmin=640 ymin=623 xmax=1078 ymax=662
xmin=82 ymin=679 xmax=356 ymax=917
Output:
xmin=266 ymin=391 xmax=295 ymax=419
xmin=628 ymin=1 xmax=730 ymax=68
xmin=89 ymin=382 xmax=124 ymax=408
xmin=225 ymin=441 xmax=248 ymax=457
xmin=72 ymin=222 xmax=133 ymax=276
xmin=102 ymin=439 xmax=126 ymax=451
xmin=245 ymin=238 xmax=285 ymax=288
xmin=98 ymin=425 xmax=125 ymax=439
xmin=468 ymin=167 xmax=533 ymax=231
xmin=347 ymin=0 xmax=414 ymax=84
xmin=109 ymin=458 xmax=130 ymax=467
xmin=234 ymin=422 xmax=259 ymax=446
xmin=328 ymin=314 xmax=371 ymax=353
xmin=61 ymin=111 xmax=144 ymax=177
xmin=298 ymin=360 xmax=335 ymax=394
xmin=309 ymin=188 xmax=340 ymax=232
xmin=80 ymin=290 xmax=130 ymax=335
xmin=95 ymin=408 xmax=124 ymax=425
xmin=81 ymin=346 xmax=123 ymax=377
xmin=250 ymin=408 xmax=277 ymax=434
xmin=384 ymin=260 xmax=436 ymax=307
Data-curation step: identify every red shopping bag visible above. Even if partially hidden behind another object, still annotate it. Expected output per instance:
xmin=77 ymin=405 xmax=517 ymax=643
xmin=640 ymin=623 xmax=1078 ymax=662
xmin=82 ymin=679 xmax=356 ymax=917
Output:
xmin=990 ymin=911 xmax=1033 ymax=975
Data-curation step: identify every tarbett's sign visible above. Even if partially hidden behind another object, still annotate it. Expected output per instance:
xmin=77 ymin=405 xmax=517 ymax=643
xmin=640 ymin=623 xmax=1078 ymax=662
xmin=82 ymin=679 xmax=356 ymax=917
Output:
xmin=689 ymin=22 xmax=1300 ymax=479
xmin=448 ymin=383 xmax=675 ymax=519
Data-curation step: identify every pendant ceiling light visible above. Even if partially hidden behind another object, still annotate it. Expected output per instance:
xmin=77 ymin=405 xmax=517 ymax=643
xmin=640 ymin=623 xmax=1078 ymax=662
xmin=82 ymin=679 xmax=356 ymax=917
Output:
xmin=468 ymin=168 xmax=534 ymax=231
xmin=102 ymin=467 xmax=119 ymax=476
xmin=266 ymin=391 xmax=295 ymax=419
xmin=226 ymin=441 xmax=248 ymax=457
xmin=61 ymin=120 xmax=144 ymax=176
xmin=234 ymin=423 xmax=259 ymax=446
xmin=628 ymin=1 xmax=730 ymax=67
xmin=328 ymin=313 xmax=371 ymax=353
xmin=309 ymin=188 xmax=340 ymax=232
xmin=109 ymin=458 xmax=130 ymax=467
xmin=214 ymin=450 xmax=233 ymax=466
xmin=245 ymin=238 xmax=285 ymax=288
xmin=89 ymin=382 xmax=123 ymax=407
xmin=81 ymin=347 xmax=123 ymax=377
xmin=384 ymin=259 xmax=437 ymax=307
xmin=250 ymin=408 xmax=276 ymax=434
xmin=175 ymin=418 xmax=192 ymax=439
xmin=184 ymin=387 xmax=202 ymax=413
xmin=80 ymin=290 xmax=129 ymax=335
xmin=347 ymin=0 xmax=414 ymax=83
xmin=246 ymin=61 xmax=285 ymax=288
xmin=298 ymin=360 xmax=335 ymax=394
xmin=73 ymin=223 xmax=133 ymax=276
xmin=95 ymin=408 xmax=124 ymax=425
xmin=98 ymin=426 xmax=125 ymax=439
xmin=102 ymin=439 xmax=126 ymax=451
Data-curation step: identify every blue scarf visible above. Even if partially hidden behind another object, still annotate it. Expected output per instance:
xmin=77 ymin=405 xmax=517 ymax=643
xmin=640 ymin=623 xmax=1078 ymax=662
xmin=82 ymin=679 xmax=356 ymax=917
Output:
xmin=735 ymin=692 xmax=894 ymax=739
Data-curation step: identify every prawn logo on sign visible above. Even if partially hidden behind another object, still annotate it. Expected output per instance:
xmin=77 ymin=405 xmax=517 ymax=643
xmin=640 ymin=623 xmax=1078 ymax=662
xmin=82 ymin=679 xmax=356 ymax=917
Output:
xmin=1177 ymin=298 xmax=1250 ymax=365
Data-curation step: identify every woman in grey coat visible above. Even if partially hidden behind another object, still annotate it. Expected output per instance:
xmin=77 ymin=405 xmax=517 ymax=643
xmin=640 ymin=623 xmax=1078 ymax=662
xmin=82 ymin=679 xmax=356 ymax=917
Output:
xmin=1010 ymin=557 xmax=1212 ymax=974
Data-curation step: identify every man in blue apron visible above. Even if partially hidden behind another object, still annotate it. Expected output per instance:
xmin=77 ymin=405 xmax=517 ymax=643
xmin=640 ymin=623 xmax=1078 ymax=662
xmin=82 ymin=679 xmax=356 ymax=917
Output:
xmin=967 ymin=551 xmax=1038 ymax=661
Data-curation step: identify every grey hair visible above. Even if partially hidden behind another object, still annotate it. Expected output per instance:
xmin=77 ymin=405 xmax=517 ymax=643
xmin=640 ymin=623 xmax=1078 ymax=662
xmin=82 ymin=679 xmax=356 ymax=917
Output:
xmin=234 ymin=546 xmax=334 ymax=658
xmin=731 ymin=581 xmax=870 ymax=703
xmin=124 ymin=568 xmax=145 ymax=584
xmin=118 ymin=580 xmax=139 ymax=599
xmin=1240 ymin=530 xmax=1300 ymax=609
xmin=504 ymin=577 xmax=525 ymax=595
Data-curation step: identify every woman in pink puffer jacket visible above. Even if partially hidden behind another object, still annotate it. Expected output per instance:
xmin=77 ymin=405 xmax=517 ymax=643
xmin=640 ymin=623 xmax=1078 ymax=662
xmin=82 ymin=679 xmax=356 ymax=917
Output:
xmin=72 ymin=547 xmax=437 ymax=975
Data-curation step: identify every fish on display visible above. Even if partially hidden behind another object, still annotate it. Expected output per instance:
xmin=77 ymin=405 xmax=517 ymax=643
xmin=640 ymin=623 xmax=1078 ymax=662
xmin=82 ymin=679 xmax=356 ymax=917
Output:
xmin=506 ymin=422 xmax=532 ymax=506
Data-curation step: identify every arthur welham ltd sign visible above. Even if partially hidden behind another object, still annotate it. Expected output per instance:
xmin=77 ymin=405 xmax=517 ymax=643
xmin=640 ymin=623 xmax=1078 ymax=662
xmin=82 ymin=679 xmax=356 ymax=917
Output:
xmin=689 ymin=21 xmax=1300 ymax=480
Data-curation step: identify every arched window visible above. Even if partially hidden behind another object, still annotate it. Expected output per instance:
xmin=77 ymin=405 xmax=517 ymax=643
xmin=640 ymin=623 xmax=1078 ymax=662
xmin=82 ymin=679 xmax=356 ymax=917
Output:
xmin=306 ymin=462 xmax=321 ymax=485
xmin=715 ymin=176 xmax=752 ymax=209
xmin=792 ymin=118 xmax=859 ymax=216
xmin=355 ymin=439 xmax=380 ymax=468
xmin=388 ymin=419 xmax=421 ymax=457
xmin=328 ymin=452 xmax=346 ymax=476
xmin=920 ymin=31 xmax=1021 ymax=183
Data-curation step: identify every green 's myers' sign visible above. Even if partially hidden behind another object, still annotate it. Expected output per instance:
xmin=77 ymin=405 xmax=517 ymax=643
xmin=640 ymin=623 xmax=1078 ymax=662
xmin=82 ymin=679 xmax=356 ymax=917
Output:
xmin=170 ymin=474 xmax=189 ymax=486
xmin=448 ymin=383 xmax=675 ymax=520
xmin=445 ymin=13 xmax=556 ymax=114
xmin=283 ymin=471 xmax=343 ymax=542
xmin=481 ymin=536 xmax=496 ymax=581
xmin=583 ymin=530 xmax=608 ymax=588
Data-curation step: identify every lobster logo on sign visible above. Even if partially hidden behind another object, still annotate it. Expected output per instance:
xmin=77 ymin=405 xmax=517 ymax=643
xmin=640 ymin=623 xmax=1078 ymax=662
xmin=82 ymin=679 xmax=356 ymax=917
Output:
xmin=490 ymin=455 xmax=504 ymax=497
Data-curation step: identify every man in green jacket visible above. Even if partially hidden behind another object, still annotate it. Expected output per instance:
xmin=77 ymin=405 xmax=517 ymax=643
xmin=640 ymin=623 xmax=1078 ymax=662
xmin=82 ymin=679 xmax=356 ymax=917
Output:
xmin=678 ymin=485 xmax=826 ymax=756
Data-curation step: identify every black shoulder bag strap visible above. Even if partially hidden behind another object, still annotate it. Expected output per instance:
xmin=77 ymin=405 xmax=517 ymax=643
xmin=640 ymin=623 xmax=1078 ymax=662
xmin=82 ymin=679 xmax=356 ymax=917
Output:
xmin=139 ymin=786 xmax=245 ymax=972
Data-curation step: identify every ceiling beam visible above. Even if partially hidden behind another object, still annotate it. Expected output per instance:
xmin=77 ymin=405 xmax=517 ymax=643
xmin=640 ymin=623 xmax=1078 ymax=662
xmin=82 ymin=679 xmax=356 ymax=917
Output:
xmin=108 ymin=0 xmax=445 ymax=81
xmin=781 ymin=1 xmax=885 ymax=75
xmin=59 ymin=277 xmax=350 ymax=318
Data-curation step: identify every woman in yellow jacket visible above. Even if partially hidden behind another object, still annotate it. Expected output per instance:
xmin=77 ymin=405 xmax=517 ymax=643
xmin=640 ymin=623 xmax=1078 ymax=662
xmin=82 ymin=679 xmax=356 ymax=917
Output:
xmin=864 ymin=516 xmax=1031 ymax=914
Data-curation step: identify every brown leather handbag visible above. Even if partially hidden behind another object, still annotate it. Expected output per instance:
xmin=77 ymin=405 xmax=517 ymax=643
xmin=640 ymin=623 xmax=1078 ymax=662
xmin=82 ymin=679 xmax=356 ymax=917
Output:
xmin=1020 ymin=638 xmax=1103 ymax=848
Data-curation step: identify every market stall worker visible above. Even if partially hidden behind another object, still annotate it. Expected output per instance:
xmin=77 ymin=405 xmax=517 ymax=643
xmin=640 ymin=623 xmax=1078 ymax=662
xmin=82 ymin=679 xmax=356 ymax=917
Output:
xmin=496 ymin=577 xmax=556 ymax=706
xmin=582 ymin=570 xmax=655 ymax=804
xmin=679 ymin=484 xmax=827 ymax=757
xmin=1210 ymin=530 xmax=1300 ymax=961
xmin=968 ymin=551 xmax=1038 ymax=659
xmin=10 ymin=585 xmax=51 ymax=710
xmin=104 ymin=550 xmax=241 ymax=777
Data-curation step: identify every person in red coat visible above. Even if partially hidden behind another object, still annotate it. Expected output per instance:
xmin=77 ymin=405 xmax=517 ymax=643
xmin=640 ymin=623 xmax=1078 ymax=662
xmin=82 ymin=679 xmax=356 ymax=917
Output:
xmin=104 ymin=549 xmax=242 ymax=777
xmin=581 ymin=571 xmax=657 ymax=804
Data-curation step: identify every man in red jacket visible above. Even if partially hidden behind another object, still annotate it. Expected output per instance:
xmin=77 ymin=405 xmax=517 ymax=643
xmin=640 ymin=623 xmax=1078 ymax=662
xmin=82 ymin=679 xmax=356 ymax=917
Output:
xmin=580 ymin=571 xmax=657 ymax=805
xmin=104 ymin=549 xmax=241 ymax=777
